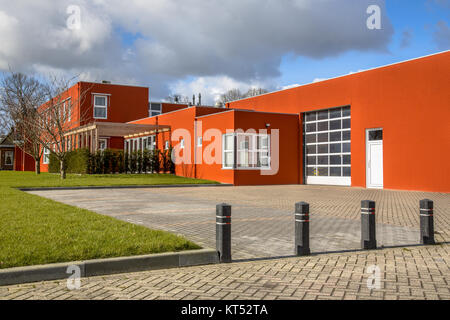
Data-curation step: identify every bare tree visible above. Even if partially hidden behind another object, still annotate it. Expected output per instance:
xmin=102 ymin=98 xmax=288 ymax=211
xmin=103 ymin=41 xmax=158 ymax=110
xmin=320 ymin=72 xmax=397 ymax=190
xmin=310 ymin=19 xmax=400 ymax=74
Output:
xmin=0 ymin=72 xmax=47 ymax=174
xmin=32 ymin=75 xmax=92 ymax=179
xmin=165 ymin=93 xmax=189 ymax=104
xmin=218 ymin=88 xmax=243 ymax=104
xmin=218 ymin=87 xmax=268 ymax=104
xmin=244 ymin=88 xmax=268 ymax=98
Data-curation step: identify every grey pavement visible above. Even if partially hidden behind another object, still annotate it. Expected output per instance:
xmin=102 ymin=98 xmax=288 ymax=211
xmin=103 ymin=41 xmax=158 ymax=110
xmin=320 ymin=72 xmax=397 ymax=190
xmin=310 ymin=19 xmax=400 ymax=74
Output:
xmin=28 ymin=186 xmax=433 ymax=260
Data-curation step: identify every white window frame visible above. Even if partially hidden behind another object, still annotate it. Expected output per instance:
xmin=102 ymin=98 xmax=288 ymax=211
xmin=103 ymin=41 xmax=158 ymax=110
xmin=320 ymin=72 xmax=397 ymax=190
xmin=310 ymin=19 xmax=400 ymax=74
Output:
xmin=4 ymin=151 xmax=13 ymax=165
xmin=149 ymin=102 xmax=162 ymax=117
xmin=66 ymin=98 xmax=72 ymax=122
xmin=43 ymin=147 xmax=50 ymax=164
xmin=93 ymin=94 xmax=108 ymax=119
xmin=222 ymin=133 xmax=270 ymax=170
xmin=222 ymin=134 xmax=235 ymax=169
xmin=98 ymin=138 xmax=108 ymax=151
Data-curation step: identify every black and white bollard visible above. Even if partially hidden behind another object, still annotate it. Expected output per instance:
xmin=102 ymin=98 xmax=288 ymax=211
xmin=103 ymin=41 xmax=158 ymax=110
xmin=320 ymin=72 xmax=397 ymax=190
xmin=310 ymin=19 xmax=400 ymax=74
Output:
xmin=420 ymin=199 xmax=435 ymax=245
xmin=361 ymin=200 xmax=377 ymax=250
xmin=295 ymin=202 xmax=310 ymax=256
xmin=216 ymin=203 xmax=232 ymax=263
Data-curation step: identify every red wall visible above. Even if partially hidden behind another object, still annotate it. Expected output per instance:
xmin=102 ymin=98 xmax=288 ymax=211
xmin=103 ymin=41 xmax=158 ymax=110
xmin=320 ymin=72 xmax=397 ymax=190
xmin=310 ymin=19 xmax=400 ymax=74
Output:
xmin=229 ymin=52 xmax=450 ymax=193
xmin=79 ymin=82 xmax=149 ymax=125
xmin=14 ymin=146 xmax=35 ymax=172
xmin=32 ymin=82 xmax=149 ymax=172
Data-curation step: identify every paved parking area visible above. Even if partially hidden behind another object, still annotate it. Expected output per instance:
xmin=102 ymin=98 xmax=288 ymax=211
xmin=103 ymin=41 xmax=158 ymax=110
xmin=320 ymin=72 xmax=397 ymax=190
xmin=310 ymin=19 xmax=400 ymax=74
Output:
xmin=2 ymin=244 xmax=449 ymax=300
xmin=2 ymin=185 xmax=448 ymax=300
xmin=28 ymin=185 xmax=450 ymax=260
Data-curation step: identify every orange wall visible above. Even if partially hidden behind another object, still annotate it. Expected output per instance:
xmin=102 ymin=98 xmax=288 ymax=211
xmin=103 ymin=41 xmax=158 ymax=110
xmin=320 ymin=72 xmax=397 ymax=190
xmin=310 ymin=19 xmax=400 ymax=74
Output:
xmin=229 ymin=51 xmax=450 ymax=193
xmin=197 ymin=110 xmax=300 ymax=185
xmin=130 ymin=106 xmax=301 ymax=184
xmin=233 ymin=111 xmax=300 ymax=186
xmin=196 ymin=110 xmax=235 ymax=184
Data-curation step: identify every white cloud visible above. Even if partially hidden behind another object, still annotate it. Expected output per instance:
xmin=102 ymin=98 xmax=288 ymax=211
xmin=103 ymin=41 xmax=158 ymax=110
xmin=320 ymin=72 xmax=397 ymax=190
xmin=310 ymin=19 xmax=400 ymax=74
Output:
xmin=169 ymin=76 xmax=274 ymax=105
xmin=280 ymin=84 xmax=301 ymax=90
xmin=0 ymin=0 xmax=394 ymax=100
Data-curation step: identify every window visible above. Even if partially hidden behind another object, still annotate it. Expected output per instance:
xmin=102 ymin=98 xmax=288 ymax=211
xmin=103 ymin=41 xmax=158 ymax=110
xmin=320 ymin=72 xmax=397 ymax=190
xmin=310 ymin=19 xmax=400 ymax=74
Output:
xmin=222 ymin=133 xmax=270 ymax=170
xmin=222 ymin=134 xmax=235 ymax=169
xmin=369 ymin=130 xmax=383 ymax=141
xmin=165 ymin=141 xmax=169 ymax=150
xmin=63 ymin=98 xmax=72 ymax=122
xmin=94 ymin=95 xmax=108 ymax=119
xmin=197 ymin=136 xmax=202 ymax=147
xmin=43 ymin=148 xmax=50 ymax=164
xmin=180 ymin=139 xmax=185 ymax=149
xmin=4 ymin=151 xmax=13 ymax=165
xmin=150 ymin=103 xmax=162 ymax=117
xmin=99 ymin=139 xmax=107 ymax=151
xmin=147 ymin=136 xmax=156 ymax=150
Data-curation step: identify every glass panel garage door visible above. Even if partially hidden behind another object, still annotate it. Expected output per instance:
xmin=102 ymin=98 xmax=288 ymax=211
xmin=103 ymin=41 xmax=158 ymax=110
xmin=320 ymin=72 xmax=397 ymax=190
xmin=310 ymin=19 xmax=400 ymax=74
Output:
xmin=304 ymin=106 xmax=351 ymax=186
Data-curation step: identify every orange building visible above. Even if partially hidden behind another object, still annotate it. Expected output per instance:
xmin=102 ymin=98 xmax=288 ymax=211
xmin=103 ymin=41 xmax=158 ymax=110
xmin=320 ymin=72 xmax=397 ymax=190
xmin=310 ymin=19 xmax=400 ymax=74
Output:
xmin=14 ymin=51 xmax=450 ymax=193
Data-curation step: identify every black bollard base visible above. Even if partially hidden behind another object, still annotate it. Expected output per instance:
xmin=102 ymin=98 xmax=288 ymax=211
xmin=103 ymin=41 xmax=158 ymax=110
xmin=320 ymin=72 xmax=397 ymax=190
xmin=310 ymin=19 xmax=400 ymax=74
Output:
xmin=361 ymin=200 xmax=377 ymax=250
xmin=295 ymin=202 xmax=310 ymax=256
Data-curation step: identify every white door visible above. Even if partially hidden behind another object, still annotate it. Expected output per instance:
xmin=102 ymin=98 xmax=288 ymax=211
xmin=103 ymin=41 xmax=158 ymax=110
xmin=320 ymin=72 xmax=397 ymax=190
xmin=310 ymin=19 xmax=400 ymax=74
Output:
xmin=366 ymin=129 xmax=383 ymax=189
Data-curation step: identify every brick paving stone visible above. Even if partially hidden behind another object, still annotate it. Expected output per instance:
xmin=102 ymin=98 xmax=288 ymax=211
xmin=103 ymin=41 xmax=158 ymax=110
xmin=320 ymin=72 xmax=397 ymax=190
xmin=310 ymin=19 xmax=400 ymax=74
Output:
xmin=2 ymin=186 xmax=447 ymax=300
xmin=1 ymin=245 xmax=448 ymax=300
xmin=29 ymin=186 xmax=449 ymax=259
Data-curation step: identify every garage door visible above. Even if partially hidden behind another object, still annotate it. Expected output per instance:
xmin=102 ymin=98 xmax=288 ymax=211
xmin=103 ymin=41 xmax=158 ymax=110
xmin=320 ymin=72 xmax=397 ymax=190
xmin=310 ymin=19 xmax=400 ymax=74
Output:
xmin=304 ymin=106 xmax=351 ymax=186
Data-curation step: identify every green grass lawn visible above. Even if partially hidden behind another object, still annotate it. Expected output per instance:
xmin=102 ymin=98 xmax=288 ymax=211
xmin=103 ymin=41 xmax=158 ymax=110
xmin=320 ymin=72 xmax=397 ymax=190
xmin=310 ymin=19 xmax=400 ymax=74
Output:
xmin=0 ymin=171 xmax=219 ymax=269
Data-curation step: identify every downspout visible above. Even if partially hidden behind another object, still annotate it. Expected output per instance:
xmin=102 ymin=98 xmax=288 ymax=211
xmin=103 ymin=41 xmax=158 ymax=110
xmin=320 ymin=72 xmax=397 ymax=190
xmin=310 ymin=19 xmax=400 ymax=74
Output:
xmin=194 ymin=119 xmax=197 ymax=179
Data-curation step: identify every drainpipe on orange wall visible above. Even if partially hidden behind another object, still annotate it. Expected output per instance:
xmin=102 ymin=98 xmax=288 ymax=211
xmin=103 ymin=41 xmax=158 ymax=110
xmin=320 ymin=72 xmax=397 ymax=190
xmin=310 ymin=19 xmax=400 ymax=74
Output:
xmin=155 ymin=116 xmax=158 ymax=150
xmin=194 ymin=119 xmax=197 ymax=179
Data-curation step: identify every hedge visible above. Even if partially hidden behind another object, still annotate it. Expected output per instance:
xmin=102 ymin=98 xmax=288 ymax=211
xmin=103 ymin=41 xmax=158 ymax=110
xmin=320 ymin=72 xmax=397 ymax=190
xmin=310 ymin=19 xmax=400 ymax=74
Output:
xmin=49 ymin=147 xmax=175 ymax=175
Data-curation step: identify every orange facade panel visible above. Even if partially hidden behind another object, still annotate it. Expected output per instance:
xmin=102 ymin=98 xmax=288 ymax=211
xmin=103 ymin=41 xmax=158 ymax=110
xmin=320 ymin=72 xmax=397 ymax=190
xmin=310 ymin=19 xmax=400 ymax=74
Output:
xmin=229 ymin=51 xmax=450 ymax=193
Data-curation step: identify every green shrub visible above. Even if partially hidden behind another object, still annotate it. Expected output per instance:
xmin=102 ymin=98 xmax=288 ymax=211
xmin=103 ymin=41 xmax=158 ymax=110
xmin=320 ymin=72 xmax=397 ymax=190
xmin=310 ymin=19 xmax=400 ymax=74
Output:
xmin=151 ymin=149 xmax=161 ymax=173
xmin=124 ymin=152 xmax=129 ymax=173
xmin=48 ymin=148 xmax=90 ymax=174
xmin=137 ymin=150 xmax=143 ymax=173
xmin=142 ymin=150 xmax=150 ymax=173
xmin=129 ymin=151 xmax=137 ymax=173
xmin=49 ymin=148 xmax=166 ymax=175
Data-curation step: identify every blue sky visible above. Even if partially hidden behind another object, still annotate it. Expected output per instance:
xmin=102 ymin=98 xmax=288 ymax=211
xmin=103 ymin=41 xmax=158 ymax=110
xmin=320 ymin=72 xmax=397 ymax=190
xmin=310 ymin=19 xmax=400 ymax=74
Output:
xmin=278 ymin=0 xmax=450 ymax=87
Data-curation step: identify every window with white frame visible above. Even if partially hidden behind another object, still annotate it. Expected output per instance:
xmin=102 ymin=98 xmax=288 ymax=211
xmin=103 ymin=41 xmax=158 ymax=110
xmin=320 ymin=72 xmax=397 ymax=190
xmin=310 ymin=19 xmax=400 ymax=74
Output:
xmin=4 ymin=151 xmax=13 ymax=165
xmin=164 ymin=141 xmax=169 ymax=150
xmin=222 ymin=134 xmax=235 ymax=169
xmin=150 ymin=103 xmax=162 ymax=117
xmin=222 ymin=133 xmax=270 ymax=169
xmin=94 ymin=95 xmax=108 ymax=119
xmin=180 ymin=139 xmax=184 ymax=149
xmin=197 ymin=136 xmax=202 ymax=147
xmin=148 ymin=136 xmax=156 ymax=150
xmin=66 ymin=98 xmax=72 ymax=122
xmin=43 ymin=148 xmax=50 ymax=164
xmin=98 ymin=138 xmax=107 ymax=151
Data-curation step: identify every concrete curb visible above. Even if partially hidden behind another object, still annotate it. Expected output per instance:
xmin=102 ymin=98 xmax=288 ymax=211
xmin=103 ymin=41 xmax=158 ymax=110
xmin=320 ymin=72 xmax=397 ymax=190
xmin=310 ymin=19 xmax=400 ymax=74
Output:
xmin=18 ymin=184 xmax=232 ymax=192
xmin=0 ymin=249 xmax=219 ymax=286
